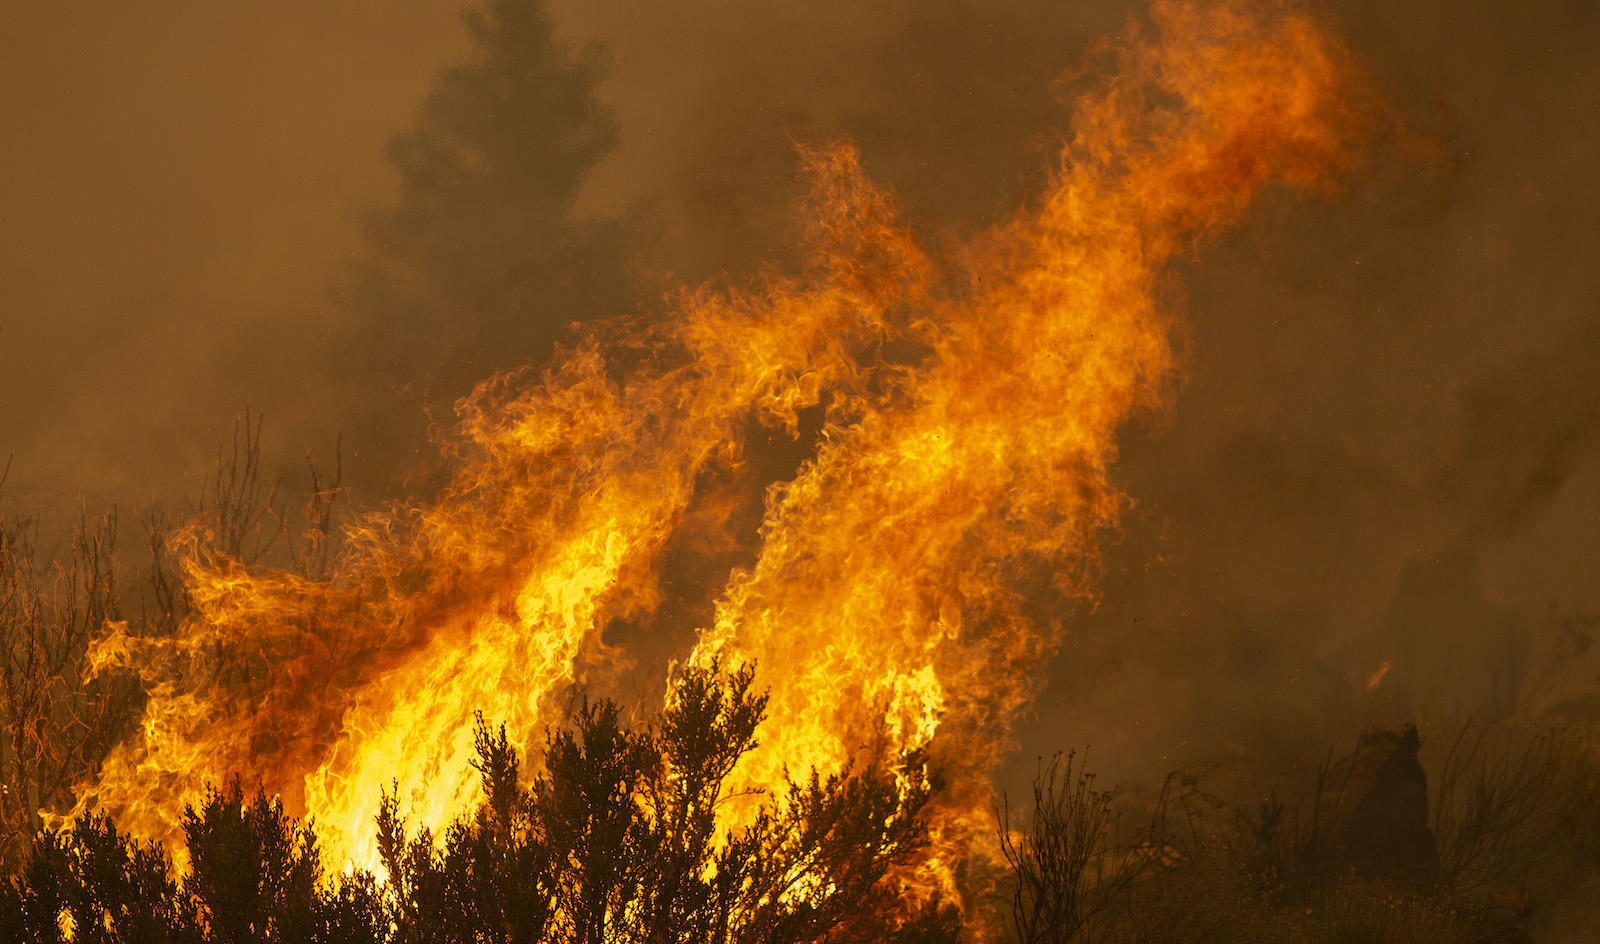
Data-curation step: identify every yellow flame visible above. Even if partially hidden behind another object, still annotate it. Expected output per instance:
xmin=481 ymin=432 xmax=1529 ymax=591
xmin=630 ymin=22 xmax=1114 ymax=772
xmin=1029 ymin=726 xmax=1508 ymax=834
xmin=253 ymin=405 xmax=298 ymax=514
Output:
xmin=73 ymin=0 xmax=1376 ymax=910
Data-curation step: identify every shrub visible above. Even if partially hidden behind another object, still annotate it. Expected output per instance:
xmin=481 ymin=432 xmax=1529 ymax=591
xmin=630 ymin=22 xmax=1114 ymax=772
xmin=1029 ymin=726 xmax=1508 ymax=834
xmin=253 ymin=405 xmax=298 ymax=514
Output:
xmin=1 ymin=663 xmax=955 ymax=944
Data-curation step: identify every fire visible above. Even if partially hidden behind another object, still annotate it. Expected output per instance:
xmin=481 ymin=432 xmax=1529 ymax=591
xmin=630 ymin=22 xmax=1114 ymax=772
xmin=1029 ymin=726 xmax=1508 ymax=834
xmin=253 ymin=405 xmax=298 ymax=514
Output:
xmin=73 ymin=0 xmax=1374 ymax=910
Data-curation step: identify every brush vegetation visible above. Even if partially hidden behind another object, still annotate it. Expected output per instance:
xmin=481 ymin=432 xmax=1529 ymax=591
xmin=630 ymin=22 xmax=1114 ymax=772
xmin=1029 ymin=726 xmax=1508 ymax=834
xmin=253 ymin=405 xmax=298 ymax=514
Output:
xmin=0 ymin=664 xmax=957 ymax=944
xmin=4 ymin=665 xmax=1599 ymax=943
xmin=7 ymin=423 xmax=1600 ymax=942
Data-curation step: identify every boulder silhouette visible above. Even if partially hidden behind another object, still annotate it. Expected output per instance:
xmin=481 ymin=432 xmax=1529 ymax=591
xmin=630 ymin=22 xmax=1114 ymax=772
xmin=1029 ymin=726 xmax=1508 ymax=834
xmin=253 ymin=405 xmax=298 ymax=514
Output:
xmin=1287 ymin=723 xmax=1440 ymax=885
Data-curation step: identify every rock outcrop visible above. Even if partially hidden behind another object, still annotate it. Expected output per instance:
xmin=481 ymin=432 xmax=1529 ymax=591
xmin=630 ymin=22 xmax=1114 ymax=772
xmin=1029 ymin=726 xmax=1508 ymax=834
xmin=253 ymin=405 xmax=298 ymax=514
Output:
xmin=1285 ymin=723 xmax=1440 ymax=885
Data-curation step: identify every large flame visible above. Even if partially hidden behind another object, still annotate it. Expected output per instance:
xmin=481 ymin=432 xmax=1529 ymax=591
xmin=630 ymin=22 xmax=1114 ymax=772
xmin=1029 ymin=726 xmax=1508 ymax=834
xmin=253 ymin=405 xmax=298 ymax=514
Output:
xmin=77 ymin=0 xmax=1374 ymax=904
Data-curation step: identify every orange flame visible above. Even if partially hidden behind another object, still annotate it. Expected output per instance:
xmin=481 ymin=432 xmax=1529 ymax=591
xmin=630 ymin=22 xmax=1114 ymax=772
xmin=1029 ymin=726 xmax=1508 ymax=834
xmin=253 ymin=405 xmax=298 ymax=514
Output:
xmin=75 ymin=0 xmax=1375 ymax=908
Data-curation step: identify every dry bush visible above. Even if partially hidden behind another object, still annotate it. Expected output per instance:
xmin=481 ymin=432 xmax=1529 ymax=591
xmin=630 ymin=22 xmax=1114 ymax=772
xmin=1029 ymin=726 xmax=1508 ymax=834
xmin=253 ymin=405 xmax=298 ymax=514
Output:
xmin=2 ymin=664 xmax=955 ymax=944
xmin=0 ymin=414 xmax=341 ymax=875
xmin=1429 ymin=721 xmax=1600 ymax=931
xmin=1296 ymin=883 xmax=1468 ymax=944
xmin=0 ymin=505 xmax=142 ymax=875
xmin=998 ymin=751 xmax=1176 ymax=944
xmin=996 ymin=748 xmax=1479 ymax=944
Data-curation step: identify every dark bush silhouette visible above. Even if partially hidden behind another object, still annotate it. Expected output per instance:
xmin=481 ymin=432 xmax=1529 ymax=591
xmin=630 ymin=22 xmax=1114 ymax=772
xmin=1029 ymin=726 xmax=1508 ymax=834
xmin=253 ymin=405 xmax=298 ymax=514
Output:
xmin=9 ymin=662 xmax=1600 ymax=943
xmin=0 ymin=663 xmax=956 ymax=944
xmin=375 ymin=663 xmax=956 ymax=944
xmin=999 ymin=751 xmax=1150 ymax=944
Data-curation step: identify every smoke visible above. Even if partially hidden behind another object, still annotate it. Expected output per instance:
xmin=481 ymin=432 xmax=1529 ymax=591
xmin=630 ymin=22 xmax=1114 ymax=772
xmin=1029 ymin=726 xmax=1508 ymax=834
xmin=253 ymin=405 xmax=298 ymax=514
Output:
xmin=3 ymin=0 xmax=1599 ymax=855
xmin=0 ymin=1 xmax=475 ymax=516
xmin=536 ymin=0 xmax=1600 ymax=798
xmin=1007 ymin=0 xmax=1600 ymax=787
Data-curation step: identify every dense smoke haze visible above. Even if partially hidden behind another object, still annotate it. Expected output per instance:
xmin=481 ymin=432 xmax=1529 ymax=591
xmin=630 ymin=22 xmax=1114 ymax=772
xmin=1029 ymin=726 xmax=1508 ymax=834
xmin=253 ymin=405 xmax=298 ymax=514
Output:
xmin=2 ymin=0 xmax=1600 ymax=932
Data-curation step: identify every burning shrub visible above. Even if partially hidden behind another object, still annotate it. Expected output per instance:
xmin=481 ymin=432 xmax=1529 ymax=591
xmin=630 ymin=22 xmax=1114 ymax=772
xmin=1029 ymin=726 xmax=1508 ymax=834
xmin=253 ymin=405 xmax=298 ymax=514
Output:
xmin=0 ymin=663 xmax=955 ymax=944
xmin=0 ymin=508 xmax=142 ymax=879
xmin=374 ymin=662 xmax=956 ymax=944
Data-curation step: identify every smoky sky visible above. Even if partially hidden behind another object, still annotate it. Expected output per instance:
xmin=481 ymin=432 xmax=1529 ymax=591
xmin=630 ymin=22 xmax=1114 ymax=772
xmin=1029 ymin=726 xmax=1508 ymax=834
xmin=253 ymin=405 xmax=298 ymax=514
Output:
xmin=0 ymin=1 xmax=470 ymax=509
xmin=3 ymin=0 xmax=1598 ymax=792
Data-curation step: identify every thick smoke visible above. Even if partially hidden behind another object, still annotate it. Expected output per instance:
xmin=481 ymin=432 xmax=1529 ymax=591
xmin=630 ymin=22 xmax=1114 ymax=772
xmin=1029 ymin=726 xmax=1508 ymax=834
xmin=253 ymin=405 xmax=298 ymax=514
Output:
xmin=1012 ymin=0 xmax=1600 ymax=789
xmin=539 ymin=0 xmax=1600 ymax=796
xmin=3 ymin=0 xmax=1599 ymax=840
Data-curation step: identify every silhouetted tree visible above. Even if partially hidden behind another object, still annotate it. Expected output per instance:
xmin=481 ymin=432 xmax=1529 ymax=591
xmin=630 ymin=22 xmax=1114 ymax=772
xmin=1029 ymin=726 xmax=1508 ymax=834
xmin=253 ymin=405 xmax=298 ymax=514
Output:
xmin=332 ymin=0 xmax=636 ymax=474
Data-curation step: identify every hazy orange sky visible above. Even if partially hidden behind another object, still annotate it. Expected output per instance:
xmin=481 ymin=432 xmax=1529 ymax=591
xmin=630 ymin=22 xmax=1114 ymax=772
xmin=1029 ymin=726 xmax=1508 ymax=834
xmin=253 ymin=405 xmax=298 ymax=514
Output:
xmin=0 ymin=0 xmax=1073 ymax=501
xmin=0 ymin=2 xmax=470 ymax=503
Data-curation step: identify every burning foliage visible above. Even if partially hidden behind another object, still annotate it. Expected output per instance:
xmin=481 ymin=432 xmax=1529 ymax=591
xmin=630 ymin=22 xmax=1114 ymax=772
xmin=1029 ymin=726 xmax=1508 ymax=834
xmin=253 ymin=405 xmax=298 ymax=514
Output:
xmin=66 ymin=0 xmax=1378 ymax=897
xmin=9 ymin=671 xmax=1600 ymax=942
xmin=2 ymin=665 xmax=955 ymax=944
xmin=36 ymin=0 xmax=1600 ymax=940
xmin=0 ymin=508 xmax=138 ymax=876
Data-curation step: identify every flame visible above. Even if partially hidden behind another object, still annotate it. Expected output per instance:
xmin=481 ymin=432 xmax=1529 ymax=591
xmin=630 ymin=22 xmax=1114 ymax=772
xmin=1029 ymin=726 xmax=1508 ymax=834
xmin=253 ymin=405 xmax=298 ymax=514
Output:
xmin=74 ymin=0 xmax=1375 ymax=908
